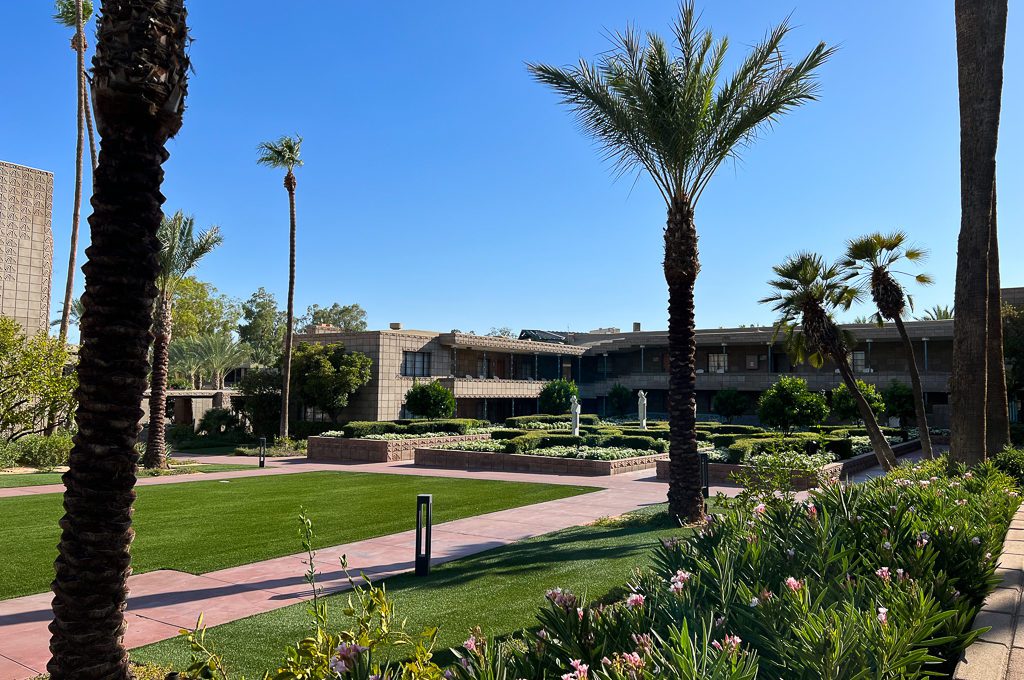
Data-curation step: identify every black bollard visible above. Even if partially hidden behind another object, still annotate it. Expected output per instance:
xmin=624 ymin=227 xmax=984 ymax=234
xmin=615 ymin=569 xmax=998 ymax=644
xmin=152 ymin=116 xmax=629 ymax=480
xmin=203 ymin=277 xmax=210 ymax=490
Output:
xmin=699 ymin=452 xmax=709 ymax=499
xmin=259 ymin=437 xmax=267 ymax=468
xmin=415 ymin=494 xmax=432 ymax=576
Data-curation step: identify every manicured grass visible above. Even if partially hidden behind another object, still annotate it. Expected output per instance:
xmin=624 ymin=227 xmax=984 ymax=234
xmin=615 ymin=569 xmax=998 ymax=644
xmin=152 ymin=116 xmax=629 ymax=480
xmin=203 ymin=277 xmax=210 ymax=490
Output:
xmin=133 ymin=505 xmax=688 ymax=677
xmin=0 ymin=464 xmax=256 ymax=489
xmin=0 ymin=471 xmax=594 ymax=600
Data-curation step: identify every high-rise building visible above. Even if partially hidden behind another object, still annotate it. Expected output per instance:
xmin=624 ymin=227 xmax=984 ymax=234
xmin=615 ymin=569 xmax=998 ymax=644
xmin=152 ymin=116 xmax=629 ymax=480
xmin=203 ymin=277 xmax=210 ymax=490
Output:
xmin=0 ymin=161 xmax=54 ymax=335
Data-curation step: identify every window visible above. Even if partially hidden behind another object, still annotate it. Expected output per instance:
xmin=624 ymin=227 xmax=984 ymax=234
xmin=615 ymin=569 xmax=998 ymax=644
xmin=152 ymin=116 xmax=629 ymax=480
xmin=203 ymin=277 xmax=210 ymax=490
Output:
xmin=851 ymin=351 xmax=867 ymax=373
xmin=746 ymin=354 xmax=759 ymax=370
xmin=401 ymin=351 xmax=431 ymax=377
xmin=708 ymin=353 xmax=728 ymax=373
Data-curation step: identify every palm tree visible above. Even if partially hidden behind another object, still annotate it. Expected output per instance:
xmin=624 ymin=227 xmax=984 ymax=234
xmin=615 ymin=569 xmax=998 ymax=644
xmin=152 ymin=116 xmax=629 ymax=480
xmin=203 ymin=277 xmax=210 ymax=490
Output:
xmin=257 ymin=135 xmax=303 ymax=439
xmin=48 ymin=1 xmax=189 ymax=678
xmin=528 ymin=3 xmax=833 ymax=522
xmin=50 ymin=297 xmax=84 ymax=330
xmin=193 ymin=333 xmax=249 ymax=389
xmin=169 ymin=336 xmax=204 ymax=388
xmin=951 ymin=0 xmax=1008 ymax=464
xmin=761 ymin=253 xmax=897 ymax=471
xmin=918 ymin=304 xmax=953 ymax=321
xmin=53 ymin=0 xmax=96 ymax=343
xmin=986 ymin=183 xmax=1010 ymax=456
xmin=144 ymin=211 xmax=222 ymax=468
xmin=843 ymin=231 xmax=935 ymax=459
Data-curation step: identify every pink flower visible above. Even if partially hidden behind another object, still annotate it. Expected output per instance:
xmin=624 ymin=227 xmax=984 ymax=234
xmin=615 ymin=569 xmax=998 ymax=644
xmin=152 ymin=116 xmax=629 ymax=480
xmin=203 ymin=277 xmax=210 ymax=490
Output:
xmin=753 ymin=503 xmax=767 ymax=516
xmin=877 ymin=607 xmax=888 ymax=625
xmin=713 ymin=635 xmax=742 ymax=653
xmin=785 ymin=577 xmax=803 ymax=592
xmin=806 ymin=503 xmax=818 ymax=519
xmin=626 ymin=593 xmax=645 ymax=609
xmin=463 ymin=636 xmax=477 ymax=652
xmin=669 ymin=570 xmax=692 ymax=594
xmin=875 ymin=567 xmax=891 ymax=582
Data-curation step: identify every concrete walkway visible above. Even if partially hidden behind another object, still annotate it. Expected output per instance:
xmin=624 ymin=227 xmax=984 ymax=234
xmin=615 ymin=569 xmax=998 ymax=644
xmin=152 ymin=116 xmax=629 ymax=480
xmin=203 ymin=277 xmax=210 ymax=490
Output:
xmin=0 ymin=458 xmax=717 ymax=678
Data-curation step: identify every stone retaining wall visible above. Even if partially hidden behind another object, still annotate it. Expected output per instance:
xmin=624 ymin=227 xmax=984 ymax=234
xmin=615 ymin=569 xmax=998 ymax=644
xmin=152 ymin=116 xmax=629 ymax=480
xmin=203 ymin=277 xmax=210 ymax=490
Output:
xmin=414 ymin=447 xmax=666 ymax=476
xmin=953 ymin=502 xmax=1024 ymax=680
xmin=307 ymin=434 xmax=491 ymax=463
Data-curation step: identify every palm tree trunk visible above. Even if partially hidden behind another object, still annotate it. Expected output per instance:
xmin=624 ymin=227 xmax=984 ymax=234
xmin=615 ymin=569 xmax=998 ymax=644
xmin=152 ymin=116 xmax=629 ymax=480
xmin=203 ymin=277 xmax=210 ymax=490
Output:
xmin=143 ymin=296 xmax=172 ymax=469
xmin=835 ymin=358 xmax=897 ymax=470
xmin=47 ymin=0 xmax=189 ymax=676
xmin=663 ymin=196 xmax=703 ymax=523
xmin=893 ymin=316 xmax=933 ymax=459
xmin=84 ymin=78 xmax=98 ymax=172
xmin=950 ymin=0 xmax=1007 ymax=465
xmin=279 ymin=174 xmax=297 ymax=439
xmin=986 ymin=181 xmax=1010 ymax=455
xmin=57 ymin=2 xmax=87 ymax=344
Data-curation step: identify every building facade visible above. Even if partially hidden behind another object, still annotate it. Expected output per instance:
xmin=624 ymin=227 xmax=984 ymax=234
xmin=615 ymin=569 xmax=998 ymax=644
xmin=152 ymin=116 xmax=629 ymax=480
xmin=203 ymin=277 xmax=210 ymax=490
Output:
xmin=0 ymin=161 xmax=54 ymax=335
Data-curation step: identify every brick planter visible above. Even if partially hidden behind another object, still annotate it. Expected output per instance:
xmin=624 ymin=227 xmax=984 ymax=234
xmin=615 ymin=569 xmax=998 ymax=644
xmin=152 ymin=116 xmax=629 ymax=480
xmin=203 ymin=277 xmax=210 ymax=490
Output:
xmin=307 ymin=434 xmax=491 ymax=463
xmin=414 ymin=447 xmax=666 ymax=476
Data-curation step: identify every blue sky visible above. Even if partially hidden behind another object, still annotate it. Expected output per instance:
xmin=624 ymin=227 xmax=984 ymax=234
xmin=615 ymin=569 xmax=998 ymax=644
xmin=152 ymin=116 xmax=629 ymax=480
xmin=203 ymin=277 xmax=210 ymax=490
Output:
xmin=3 ymin=2 xmax=1021 ymax=337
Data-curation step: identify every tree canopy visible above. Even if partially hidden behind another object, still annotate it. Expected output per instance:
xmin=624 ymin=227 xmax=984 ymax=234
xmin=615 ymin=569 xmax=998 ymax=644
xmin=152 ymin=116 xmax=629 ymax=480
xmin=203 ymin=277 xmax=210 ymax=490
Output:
xmin=831 ymin=380 xmax=886 ymax=423
xmin=300 ymin=303 xmax=368 ymax=332
xmin=539 ymin=379 xmax=579 ymax=415
xmin=757 ymin=376 xmax=828 ymax=433
xmin=0 ymin=318 xmax=77 ymax=441
xmin=290 ymin=342 xmax=372 ymax=420
xmin=171 ymin=277 xmax=240 ymax=339
xmin=404 ymin=380 xmax=456 ymax=419
xmin=238 ymin=287 xmax=286 ymax=367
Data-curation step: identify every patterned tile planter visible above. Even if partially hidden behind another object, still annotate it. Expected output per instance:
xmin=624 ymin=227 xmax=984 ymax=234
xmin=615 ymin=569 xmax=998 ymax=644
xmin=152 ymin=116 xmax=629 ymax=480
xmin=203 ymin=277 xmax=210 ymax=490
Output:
xmin=414 ymin=447 xmax=667 ymax=476
xmin=307 ymin=434 xmax=491 ymax=463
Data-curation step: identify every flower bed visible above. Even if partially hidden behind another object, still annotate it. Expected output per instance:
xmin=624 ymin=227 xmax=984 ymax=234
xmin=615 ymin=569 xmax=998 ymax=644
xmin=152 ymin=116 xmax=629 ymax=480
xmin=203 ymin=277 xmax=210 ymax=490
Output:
xmin=415 ymin=446 xmax=666 ymax=476
xmin=306 ymin=433 xmax=492 ymax=463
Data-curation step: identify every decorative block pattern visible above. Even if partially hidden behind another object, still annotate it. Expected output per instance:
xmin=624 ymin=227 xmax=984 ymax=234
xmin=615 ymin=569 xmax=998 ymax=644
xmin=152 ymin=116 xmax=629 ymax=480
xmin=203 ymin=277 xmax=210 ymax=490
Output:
xmin=0 ymin=161 xmax=53 ymax=335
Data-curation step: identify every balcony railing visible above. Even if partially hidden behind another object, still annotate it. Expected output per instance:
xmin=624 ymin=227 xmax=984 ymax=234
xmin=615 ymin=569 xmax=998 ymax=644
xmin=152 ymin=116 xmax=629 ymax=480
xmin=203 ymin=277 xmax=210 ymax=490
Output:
xmin=437 ymin=377 xmax=547 ymax=399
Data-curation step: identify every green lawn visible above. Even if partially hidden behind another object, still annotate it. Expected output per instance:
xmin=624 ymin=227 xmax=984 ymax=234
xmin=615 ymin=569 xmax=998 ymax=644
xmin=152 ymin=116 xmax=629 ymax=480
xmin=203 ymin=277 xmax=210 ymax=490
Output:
xmin=0 ymin=471 xmax=594 ymax=600
xmin=0 ymin=464 xmax=255 ymax=489
xmin=133 ymin=505 xmax=687 ymax=677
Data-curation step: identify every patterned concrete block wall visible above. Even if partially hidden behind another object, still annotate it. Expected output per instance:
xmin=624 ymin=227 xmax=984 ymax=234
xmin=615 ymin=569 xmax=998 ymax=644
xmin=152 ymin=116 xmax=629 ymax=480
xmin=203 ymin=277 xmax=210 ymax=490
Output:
xmin=0 ymin=161 xmax=53 ymax=336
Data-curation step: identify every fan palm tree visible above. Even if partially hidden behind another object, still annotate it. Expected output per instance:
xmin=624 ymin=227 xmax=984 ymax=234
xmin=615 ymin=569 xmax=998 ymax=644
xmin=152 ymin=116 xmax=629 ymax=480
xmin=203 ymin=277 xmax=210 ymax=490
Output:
xmin=193 ymin=333 xmax=249 ymax=390
xmin=918 ymin=304 xmax=953 ymax=321
xmin=529 ymin=3 xmax=833 ymax=522
xmin=761 ymin=253 xmax=897 ymax=471
xmin=53 ymin=0 xmax=97 ymax=343
xmin=48 ymin=2 xmax=189 ymax=678
xmin=843 ymin=231 xmax=935 ymax=459
xmin=257 ymin=135 xmax=303 ymax=438
xmin=951 ymin=0 xmax=1008 ymax=464
xmin=144 ymin=211 xmax=222 ymax=468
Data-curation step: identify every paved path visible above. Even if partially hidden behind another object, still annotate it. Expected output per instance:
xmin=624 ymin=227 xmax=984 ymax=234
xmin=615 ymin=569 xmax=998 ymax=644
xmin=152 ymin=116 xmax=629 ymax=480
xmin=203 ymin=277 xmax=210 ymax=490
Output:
xmin=0 ymin=458 xmax=725 ymax=678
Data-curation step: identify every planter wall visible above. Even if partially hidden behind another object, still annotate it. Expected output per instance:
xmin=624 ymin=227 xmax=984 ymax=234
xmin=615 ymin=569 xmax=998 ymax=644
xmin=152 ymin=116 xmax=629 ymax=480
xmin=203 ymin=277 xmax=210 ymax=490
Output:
xmin=414 ymin=447 xmax=666 ymax=476
xmin=307 ymin=434 xmax=491 ymax=463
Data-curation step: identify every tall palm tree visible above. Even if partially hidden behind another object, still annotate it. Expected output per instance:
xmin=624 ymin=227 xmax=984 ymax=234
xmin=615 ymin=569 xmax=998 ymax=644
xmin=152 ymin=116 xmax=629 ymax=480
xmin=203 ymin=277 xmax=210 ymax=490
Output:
xmin=46 ymin=1 xmax=189 ymax=677
xmin=843 ymin=231 xmax=935 ymax=459
xmin=144 ymin=211 xmax=222 ymax=468
xmin=257 ymin=135 xmax=303 ymax=439
xmin=50 ymin=297 xmax=84 ymax=330
xmin=986 ymin=182 xmax=1009 ymax=455
xmin=529 ymin=3 xmax=833 ymax=522
xmin=169 ymin=336 xmax=204 ymax=388
xmin=918 ymin=304 xmax=953 ymax=321
xmin=761 ymin=253 xmax=897 ymax=471
xmin=53 ymin=0 xmax=95 ymax=343
xmin=193 ymin=333 xmax=249 ymax=389
xmin=951 ymin=0 xmax=1008 ymax=464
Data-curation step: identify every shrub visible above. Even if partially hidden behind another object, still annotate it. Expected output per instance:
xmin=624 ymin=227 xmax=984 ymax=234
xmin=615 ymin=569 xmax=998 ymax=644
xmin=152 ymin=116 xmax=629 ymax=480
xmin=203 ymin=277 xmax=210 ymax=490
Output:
xmin=0 ymin=439 xmax=17 ymax=469
xmin=234 ymin=368 xmax=282 ymax=438
xmin=711 ymin=389 xmax=750 ymax=424
xmin=1011 ymin=424 xmax=1024 ymax=446
xmin=343 ymin=419 xmax=485 ymax=438
xmin=344 ymin=421 xmax=400 ymax=438
xmin=14 ymin=431 xmax=74 ymax=470
xmin=403 ymin=380 xmax=456 ymax=419
xmin=504 ymin=414 xmax=599 ymax=428
xmin=538 ymin=379 xmax=579 ymax=415
xmin=757 ymin=376 xmax=829 ymax=433
xmin=993 ymin=447 xmax=1024 ymax=486
xmin=196 ymin=408 xmax=241 ymax=436
xmin=606 ymin=384 xmax=633 ymax=417
xmin=830 ymin=379 xmax=886 ymax=423
xmin=881 ymin=380 xmax=916 ymax=424
xmin=582 ymin=434 xmax=668 ymax=453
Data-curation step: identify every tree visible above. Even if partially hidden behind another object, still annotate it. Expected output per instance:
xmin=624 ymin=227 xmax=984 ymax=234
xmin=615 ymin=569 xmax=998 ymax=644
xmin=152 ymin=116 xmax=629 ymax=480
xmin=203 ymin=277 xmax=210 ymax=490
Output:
xmin=1004 ymin=303 xmax=1024 ymax=396
xmin=712 ymin=389 xmax=750 ymax=424
xmin=236 ymin=368 xmax=282 ymax=438
xmin=238 ymin=287 xmax=286 ymax=367
xmin=50 ymin=297 xmax=84 ymax=331
xmin=831 ymin=380 xmax=886 ymax=424
xmin=918 ymin=305 xmax=953 ymax=320
xmin=192 ymin=333 xmax=250 ymax=390
xmin=539 ymin=378 xmax=579 ymax=415
xmin=486 ymin=327 xmax=515 ymax=338
xmin=48 ymin=2 xmax=189 ymax=676
xmin=529 ymin=3 xmax=832 ymax=522
xmin=257 ymin=135 xmax=303 ymax=439
xmin=951 ymin=0 xmax=1008 ymax=464
xmin=53 ymin=0 xmax=96 ymax=343
xmin=606 ymin=384 xmax=633 ymax=418
xmin=881 ymin=380 xmax=916 ymax=426
xmin=171 ymin=277 xmax=239 ymax=339
xmin=300 ymin=302 xmax=368 ymax=332
xmin=404 ymin=380 xmax=456 ymax=420
xmin=144 ymin=212 xmax=222 ymax=468
xmin=760 ymin=253 xmax=897 ymax=469
xmin=0 ymin=318 xmax=77 ymax=441
xmin=168 ymin=336 xmax=203 ymax=389
xmin=757 ymin=377 xmax=828 ymax=434
xmin=843 ymin=231 xmax=934 ymax=457
xmin=290 ymin=342 xmax=372 ymax=421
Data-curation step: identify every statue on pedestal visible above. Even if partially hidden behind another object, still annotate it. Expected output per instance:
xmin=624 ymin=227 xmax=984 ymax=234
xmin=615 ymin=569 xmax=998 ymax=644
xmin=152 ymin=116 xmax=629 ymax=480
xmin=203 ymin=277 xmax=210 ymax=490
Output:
xmin=638 ymin=390 xmax=648 ymax=430
xmin=570 ymin=395 xmax=581 ymax=436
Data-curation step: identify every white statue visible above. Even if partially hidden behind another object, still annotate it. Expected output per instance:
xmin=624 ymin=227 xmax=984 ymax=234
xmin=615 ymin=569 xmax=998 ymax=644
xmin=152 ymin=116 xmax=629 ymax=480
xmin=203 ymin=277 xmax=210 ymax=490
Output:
xmin=570 ymin=395 xmax=581 ymax=436
xmin=638 ymin=391 xmax=648 ymax=430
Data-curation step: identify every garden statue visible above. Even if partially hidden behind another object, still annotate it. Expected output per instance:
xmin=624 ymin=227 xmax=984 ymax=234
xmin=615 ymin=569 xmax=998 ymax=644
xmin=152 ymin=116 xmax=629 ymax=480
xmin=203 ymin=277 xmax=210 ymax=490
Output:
xmin=638 ymin=390 xmax=648 ymax=430
xmin=570 ymin=395 xmax=581 ymax=436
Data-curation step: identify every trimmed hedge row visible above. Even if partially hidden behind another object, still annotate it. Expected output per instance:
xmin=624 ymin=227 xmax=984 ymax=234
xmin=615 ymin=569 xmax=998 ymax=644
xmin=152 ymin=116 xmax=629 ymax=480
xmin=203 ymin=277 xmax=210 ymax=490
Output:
xmin=504 ymin=414 xmax=600 ymax=427
xmin=499 ymin=431 xmax=668 ymax=455
xmin=726 ymin=435 xmax=855 ymax=461
xmin=343 ymin=419 xmax=486 ymax=438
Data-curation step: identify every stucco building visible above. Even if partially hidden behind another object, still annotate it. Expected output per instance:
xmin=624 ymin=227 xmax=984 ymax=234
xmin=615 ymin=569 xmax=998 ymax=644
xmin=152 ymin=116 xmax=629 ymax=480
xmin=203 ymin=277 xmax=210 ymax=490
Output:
xmin=0 ymin=161 xmax=54 ymax=335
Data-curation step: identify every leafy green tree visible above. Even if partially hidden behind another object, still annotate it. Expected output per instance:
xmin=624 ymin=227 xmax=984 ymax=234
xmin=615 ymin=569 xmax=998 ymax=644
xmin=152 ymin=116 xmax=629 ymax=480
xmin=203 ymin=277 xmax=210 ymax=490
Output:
xmin=404 ymin=380 xmax=456 ymax=419
xmin=0 ymin=318 xmax=77 ymax=441
xmin=606 ymin=384 xmax=633 ymax=418
xmin=529 ymin=3 xmax=832 ymax=522
xmin=539 ymin=379 xmax=579 ymax=415
xmin=238 ymin=287 xmax=286 ymax=367
xmin=257 ymin=134 xmax=304 ymax=438
xmin=881 ymin=380 xmax=916 ymax=425
xmin=712 ymin=389 xmax=750 ymax=424
xmin=290 ymin=343 xmax=372 ymax=421
xmin=831 ymin=380 xmax=886 ymax=423
xmin=171 ymin=277 xmax=240 ymax=338
xmin=236 ymin=368 xmax=282 ymax=438
xmin=300 ymin=303 xmax=368 ymax=332
xmin=844 ymin=230 xmax=934 ymax=457
xmin=761 ymin=253 xmax=897 ymax=469
xmin=756 ymin=377 xmax=828 ymax=434
xmin=486 ymin=327 xmax=515 ymax=338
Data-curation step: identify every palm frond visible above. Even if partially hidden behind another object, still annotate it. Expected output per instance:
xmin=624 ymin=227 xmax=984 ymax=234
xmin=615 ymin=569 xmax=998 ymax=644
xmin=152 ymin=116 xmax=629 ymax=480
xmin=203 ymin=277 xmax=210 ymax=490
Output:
xmin=53 ymin=0 xmax=93 ymax=28
xmin=256 ymin=135 xmax=304 ymax=171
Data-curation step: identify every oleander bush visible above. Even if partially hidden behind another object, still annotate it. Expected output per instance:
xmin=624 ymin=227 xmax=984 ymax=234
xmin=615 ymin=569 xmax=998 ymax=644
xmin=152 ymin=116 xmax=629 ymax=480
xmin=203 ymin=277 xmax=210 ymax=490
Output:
xmin=5 ymin=430 xmax=75 ymax=470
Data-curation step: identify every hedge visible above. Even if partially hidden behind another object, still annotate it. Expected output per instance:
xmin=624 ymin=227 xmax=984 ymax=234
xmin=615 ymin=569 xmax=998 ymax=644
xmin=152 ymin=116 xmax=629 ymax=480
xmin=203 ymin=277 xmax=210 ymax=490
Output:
xmin=503 ymin=433 xmax=584 ymax=454
xmin=726 ymin=435 xmax=856 ymax=461
xmin=583 ymin=435 xmax=668 ymax=453
xmin=500 ymin=431 xmax=667 ymax=455
xmin=343 ymin=419 xmax=485 ymax=439
xmin=504 ymin=414 xmax=600 ymax=427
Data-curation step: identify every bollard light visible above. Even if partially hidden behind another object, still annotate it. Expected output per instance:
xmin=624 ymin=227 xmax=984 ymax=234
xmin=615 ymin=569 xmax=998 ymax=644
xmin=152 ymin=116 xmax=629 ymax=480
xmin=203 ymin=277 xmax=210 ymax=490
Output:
xmin=259 ymin=437 xmax=267 ymax=468
xmin=415 ymin=494 xmax=432 ymax=576
xmin=699 ymin=452 xmax=709 ymax=499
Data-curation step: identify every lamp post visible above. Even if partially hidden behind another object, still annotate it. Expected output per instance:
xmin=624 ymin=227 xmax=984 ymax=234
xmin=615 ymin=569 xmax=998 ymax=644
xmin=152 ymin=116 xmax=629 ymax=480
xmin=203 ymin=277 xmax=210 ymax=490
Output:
xmin=415 ymin=494 xmax=432 ymax=576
